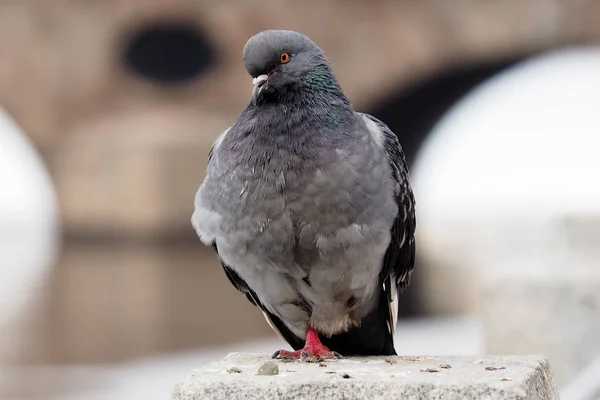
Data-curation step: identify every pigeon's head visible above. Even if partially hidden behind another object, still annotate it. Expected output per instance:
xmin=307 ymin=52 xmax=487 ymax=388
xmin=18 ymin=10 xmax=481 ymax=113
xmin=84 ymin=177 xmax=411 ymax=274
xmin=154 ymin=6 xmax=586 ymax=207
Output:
xmin=242 ymin=30 xmax=336 ymax=104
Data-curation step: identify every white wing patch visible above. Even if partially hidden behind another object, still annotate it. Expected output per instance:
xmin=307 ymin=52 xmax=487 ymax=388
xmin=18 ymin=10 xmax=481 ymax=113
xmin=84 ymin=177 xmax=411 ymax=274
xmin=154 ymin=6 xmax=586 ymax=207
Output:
xmin=386 ymin=279 xmax=399 ymax=337
xmin=261 ymin=311 xmax=292 ymax=345
xmin=361 ymin=114 xmax=386 ymax=149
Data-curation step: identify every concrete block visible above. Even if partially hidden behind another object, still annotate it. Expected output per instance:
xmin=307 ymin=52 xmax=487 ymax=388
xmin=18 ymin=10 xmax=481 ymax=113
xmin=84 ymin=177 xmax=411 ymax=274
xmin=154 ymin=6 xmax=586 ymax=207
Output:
xmin=172 ymin=353 xmax=558 ymax=400
xmin=481 ymin=273 xmax=600 ymax=387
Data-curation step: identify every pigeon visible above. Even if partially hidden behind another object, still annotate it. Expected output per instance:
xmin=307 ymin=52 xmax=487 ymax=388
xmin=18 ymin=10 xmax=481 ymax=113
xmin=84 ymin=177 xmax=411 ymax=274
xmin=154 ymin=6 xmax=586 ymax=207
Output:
xmin=192 ymin=30 xmax=416 ymax=360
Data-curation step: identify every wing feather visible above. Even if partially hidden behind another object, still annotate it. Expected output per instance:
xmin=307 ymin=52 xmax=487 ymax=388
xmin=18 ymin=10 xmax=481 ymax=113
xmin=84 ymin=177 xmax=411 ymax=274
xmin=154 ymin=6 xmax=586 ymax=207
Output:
xmin=359 ymin=113 xmax=417 ymax=336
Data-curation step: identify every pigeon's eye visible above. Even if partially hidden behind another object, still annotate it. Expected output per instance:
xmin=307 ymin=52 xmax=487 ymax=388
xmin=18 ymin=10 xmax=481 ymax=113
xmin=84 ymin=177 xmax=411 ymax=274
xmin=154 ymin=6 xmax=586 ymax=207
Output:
xmin=279 ymin=52 xmax=291 ymax=64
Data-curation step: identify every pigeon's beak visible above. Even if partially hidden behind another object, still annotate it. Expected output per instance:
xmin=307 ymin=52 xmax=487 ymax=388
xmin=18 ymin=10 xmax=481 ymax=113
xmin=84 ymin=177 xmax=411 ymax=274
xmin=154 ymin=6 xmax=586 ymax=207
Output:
xmin=252 ymin=74 xmax=269 ymax=103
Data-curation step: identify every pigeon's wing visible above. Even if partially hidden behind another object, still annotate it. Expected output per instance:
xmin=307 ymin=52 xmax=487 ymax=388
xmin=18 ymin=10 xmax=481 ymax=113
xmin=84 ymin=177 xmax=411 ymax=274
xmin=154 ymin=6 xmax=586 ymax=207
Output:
xmin=318 ymin=114 xmax=415 ymax=356
xmin=359 ymin=113 xmax=416 ymax=336
xmin=200 ymin=130 xmax=305 ymax=351
xmin=211 ymin=243 xmax=305 ymax=350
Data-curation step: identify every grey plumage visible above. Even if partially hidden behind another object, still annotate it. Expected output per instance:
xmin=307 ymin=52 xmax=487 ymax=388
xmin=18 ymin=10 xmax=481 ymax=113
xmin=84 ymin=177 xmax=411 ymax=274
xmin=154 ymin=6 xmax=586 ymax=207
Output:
xmin=192 ymin=30 xmax=415 ymax=355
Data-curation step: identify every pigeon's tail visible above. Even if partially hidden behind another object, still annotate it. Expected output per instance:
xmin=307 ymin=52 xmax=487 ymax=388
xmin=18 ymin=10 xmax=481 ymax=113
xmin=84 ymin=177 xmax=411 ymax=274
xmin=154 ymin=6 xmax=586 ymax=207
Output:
xmin=319 ymin=286 xmax=397 ymax=356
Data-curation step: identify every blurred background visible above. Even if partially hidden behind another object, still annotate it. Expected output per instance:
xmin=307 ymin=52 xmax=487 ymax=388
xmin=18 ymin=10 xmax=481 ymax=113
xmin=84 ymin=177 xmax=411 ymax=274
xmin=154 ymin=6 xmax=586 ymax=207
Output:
xmin=1 ymin=0 xmax=600 ymax=399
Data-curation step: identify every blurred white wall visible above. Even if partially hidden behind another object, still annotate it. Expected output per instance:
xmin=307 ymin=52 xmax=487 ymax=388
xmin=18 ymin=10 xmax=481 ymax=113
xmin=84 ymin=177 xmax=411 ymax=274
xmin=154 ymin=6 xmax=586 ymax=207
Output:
xmin=410 ymin=47 xmax=600 ymax=388
xmin=0 ymin=107 xmax=60 ymax=361
xmin=412 ymin=46 xmax=600 ymax=313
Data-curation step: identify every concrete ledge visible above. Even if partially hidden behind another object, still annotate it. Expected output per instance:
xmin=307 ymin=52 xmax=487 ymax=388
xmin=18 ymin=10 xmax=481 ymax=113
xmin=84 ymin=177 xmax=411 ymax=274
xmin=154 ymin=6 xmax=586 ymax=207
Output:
xmin=172 ymin=353 xmax=558 ymax=400
xmin=481 ymin=274 xmax=600 ymax=386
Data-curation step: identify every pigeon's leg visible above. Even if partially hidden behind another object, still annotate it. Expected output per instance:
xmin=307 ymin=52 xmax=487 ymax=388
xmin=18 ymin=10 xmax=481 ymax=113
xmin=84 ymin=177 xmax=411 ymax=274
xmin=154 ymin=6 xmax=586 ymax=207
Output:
xmin=272 ymin=327 xmax=342 ymax=362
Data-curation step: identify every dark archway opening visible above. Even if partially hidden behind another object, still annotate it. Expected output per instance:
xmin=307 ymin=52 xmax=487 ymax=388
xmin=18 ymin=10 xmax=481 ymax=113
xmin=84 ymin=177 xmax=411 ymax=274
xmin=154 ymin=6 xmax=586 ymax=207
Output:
xmin=121 ymin=21 xmax=216 ymax=85
xmin=366 ymin=55 xmax=531 ymax=318
xmin=367 ymin=56 xmax=528 ymax=169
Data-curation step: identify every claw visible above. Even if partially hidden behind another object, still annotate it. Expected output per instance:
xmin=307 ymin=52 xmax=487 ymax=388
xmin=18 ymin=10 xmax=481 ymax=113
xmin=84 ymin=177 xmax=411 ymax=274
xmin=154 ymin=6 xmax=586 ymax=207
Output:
xmin=270 ymin=328 xmax=342 ymax=362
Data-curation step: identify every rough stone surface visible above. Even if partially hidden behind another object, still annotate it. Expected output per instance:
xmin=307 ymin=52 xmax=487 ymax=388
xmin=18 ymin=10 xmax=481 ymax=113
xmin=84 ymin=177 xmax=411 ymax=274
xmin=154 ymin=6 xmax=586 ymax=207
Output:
xmin=254 ymin=361 xmax=279 ymax=376
xmin=482 ymin=273 xmax=600 ymax=387
xmin=172 ymin=352 xmax=558 ymax=400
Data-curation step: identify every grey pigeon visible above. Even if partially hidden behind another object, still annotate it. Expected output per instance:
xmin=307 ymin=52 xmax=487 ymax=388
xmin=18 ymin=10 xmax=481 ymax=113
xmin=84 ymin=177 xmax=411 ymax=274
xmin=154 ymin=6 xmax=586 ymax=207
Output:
xmin=192 ymin=30 xmax=416 ymax=359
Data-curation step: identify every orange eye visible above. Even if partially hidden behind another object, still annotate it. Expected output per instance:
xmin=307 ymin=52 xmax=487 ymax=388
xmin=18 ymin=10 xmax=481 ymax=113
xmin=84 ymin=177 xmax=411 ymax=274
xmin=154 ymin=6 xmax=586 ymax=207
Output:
xmin=280 ymin=52 xmax=290 ymax=64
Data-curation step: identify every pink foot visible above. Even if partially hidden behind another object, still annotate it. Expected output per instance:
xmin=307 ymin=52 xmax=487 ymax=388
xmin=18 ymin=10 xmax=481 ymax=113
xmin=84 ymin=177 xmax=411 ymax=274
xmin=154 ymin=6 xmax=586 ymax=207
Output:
xmin=272 ymin=328 xmax=342 ymax=362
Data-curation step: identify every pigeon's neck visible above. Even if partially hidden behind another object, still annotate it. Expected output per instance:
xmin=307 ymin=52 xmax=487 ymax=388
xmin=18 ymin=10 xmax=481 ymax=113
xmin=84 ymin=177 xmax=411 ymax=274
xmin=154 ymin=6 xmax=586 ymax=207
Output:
xmin=269 ymin=62 xmax=355 ymax=130
xmin=292 ymin=92 xmax=354 ymax=129
xmin=244 ymin=61 xmax=356 ymax=142
xmin=298 ymin=62 xmax=353 ymax=115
